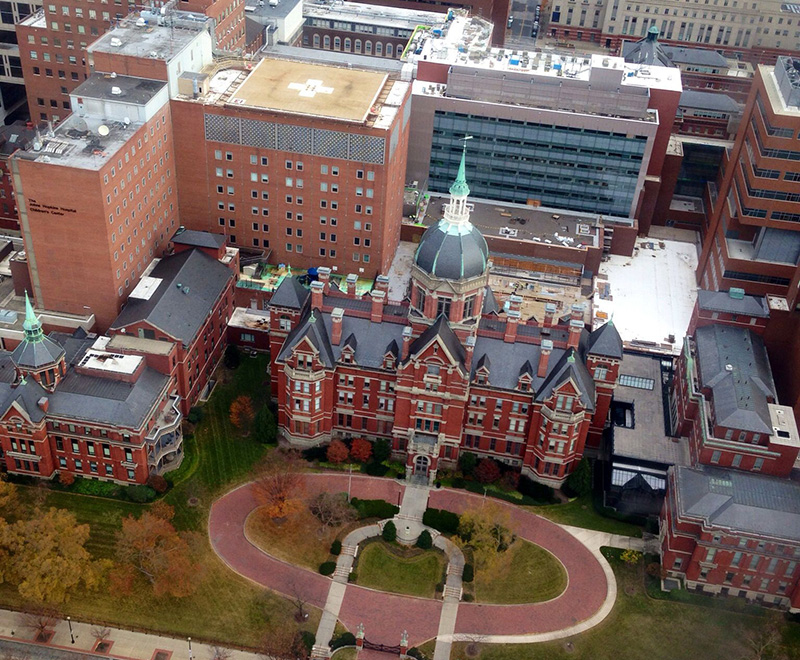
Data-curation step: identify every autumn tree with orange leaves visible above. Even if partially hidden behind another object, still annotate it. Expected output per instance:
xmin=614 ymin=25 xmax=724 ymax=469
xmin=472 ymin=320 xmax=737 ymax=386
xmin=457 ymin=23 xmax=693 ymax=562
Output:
xmin=113 ymin=501 xmax=202 ymax=598
xmin=253 ymin=450 xmax=305 ymax=520
xmin=229 ymin=395 xmax=255 ymax=434
xmin=349 ymin=437 xmax=372 ymax=463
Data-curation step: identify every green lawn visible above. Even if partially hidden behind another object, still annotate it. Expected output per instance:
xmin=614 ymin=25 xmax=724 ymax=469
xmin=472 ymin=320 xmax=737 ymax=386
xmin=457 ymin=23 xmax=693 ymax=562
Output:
xmin=532 ymin=495 xmax=644 ymax=538
xmin=474 ymin=540 xmax=567 ymax=604
xmin=0 ymin=355 xmax=316 ymax=649
xmin=355 ymin=540 xmax=445 ymax=598
xmin=447 ymin=549 xmax=800 ymax=660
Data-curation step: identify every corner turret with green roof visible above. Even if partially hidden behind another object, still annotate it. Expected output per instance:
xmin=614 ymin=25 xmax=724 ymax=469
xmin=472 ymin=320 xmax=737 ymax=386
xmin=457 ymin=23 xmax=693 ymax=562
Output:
xmin=11 ymin=292 xmax=66 ymax=389
xmin=448 ymin=143 xmax=471 ymax=198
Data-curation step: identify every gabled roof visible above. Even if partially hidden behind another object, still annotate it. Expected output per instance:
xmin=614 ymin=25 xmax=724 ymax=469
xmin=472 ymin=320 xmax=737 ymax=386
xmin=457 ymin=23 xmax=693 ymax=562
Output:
xmin=482 ymin=287 xmax=500 ymax=315
xmin=519 ymin=360 xmax=533 ymax=379
xmin=535 ymin=349 xmax=596 ymax=411
xmin=679 ymin=90 xmax=740 ymax=113
xmin=475 ymin=353 xmax=491 ymax=372
xmin=621 ymin=27 xmax=675 ymax=67
xmin=342 ymin=333 xmax=358 ymax=352
xmin=385 ymin=339 xmax=399 ymax=358
xmin=697 ymin=289 xmax=769 ymax=318
xmin=277 ymin=309 xmax=336 ymax=368
xmin=407 ymin=315 xmax=466 ymax=367
xmin=586 ymin=321 xmax=623 ymax=359
xmin=695 ymin=325 xmax=776 ymax=434
xmin=269 ymin=276 xmax=310 ymax=310
xmin=673 ymin=465 xmax=800 ymax=542
xmin=111 ymin=249 xmax=233 ymax=344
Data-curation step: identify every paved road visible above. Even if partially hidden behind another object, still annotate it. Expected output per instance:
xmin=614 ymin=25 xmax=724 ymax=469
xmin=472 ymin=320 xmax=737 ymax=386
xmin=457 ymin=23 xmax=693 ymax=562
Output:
xmin=0 ymin=639 xmax=98 ymax=660
xmin=208 ymin=474 xmax=613 ymax=648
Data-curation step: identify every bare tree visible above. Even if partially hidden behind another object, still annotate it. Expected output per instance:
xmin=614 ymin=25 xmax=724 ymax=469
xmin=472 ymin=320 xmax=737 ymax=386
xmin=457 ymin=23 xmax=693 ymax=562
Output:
xmin=20 ymin=610 xmax=58 ymax=642
xmin=307 ymin=492 xmax=355 ymax=533
xmin=461 ymin=633 xmax=487 ymax=658
xmin=742 ymin=613 xmax=787 ymax=660
xmin=252 ymin=450 xmax=305 ymax=520
xmin=91 ymin=626 xmax=111 ymax=642
xmin=285 ymin=580 xmax=311 ymax=622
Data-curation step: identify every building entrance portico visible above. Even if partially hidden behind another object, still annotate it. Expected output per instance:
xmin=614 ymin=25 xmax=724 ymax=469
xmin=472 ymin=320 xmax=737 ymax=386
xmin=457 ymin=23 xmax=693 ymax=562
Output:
xmin=414 ymin=454 xmax=430 ymax=478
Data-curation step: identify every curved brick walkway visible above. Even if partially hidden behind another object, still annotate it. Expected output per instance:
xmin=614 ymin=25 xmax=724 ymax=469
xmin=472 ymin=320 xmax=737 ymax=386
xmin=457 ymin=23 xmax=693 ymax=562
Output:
xmin=208 ymin=474 xmax=613 ymax=649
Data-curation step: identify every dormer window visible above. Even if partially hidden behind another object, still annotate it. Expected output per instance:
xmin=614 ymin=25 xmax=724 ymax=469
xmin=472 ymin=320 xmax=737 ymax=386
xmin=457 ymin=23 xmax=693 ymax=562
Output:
xmin=383 ymin=353 xmax=395 ymax=369
xmin=476 ymin=374 xmax=486 ymax=385
xmin=518 ymin=375 xmax=532 ymax=392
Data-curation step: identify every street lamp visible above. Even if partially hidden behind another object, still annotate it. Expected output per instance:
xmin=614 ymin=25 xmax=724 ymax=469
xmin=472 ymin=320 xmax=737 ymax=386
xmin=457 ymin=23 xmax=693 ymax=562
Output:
xmin=67 ymin=616 xmax=75 ymax=644
xmin=188 ymin=637 xmax=193 ymax=660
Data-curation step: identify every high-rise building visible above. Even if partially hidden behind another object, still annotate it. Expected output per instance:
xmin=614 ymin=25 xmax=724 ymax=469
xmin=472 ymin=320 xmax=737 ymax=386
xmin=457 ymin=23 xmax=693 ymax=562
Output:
xmin=170 ymin=54 xmax=411 ymax=275
xmin=697 ymin=57 xmax=800 ymax=310
xmin=17 ymin=0 xmax=243 ymax=123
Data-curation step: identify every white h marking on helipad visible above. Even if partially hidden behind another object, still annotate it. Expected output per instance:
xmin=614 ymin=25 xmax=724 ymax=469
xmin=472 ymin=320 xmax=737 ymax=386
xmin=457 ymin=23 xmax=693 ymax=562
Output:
xmin=287 ymin=79 xmax=334 ymax=98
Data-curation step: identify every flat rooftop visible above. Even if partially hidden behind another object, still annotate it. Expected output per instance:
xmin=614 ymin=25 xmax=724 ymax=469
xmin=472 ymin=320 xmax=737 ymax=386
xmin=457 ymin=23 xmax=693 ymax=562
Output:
xmin=106 ymin=332 xmax=175 ymax=356
xmin=75 ymin=72 xmax=165 ymax=105
xmin=417 ymin=193 xmax=616 ymax=249
xmin=88 ymin=11 xmax=209 ymax=61
xmin=229 ymin=57 xmax=388 ymax=122
xmin=595 ymin=236 xmax=699 ymax=355
xmin=304 ymin=1 xmax=446 ymax=30
xmin=613 ymin=352 xmax=690 ymax=466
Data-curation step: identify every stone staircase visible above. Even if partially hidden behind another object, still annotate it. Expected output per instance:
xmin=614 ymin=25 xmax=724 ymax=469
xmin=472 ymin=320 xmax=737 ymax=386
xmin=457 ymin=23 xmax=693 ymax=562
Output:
xmin=341 ymin=544 xmax=358 ymax=557
xmin=443 ymin=585 xmax=463 ymax=601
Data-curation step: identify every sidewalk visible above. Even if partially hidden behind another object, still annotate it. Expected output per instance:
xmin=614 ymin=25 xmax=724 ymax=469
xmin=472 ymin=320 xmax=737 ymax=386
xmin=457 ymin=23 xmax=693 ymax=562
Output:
xmin=0 ymin=609 xmax=260 ymax=660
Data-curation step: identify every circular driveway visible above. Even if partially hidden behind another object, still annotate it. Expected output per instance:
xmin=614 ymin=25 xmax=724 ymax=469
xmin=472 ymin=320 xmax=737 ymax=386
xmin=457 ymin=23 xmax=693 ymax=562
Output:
xmin=208 ymin=474 xmax=613 ymax=647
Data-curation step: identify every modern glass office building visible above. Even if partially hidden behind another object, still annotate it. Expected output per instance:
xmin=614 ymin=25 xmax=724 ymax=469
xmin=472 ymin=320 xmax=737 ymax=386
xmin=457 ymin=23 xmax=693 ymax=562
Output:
xmin=429 ymin=111 xmax=648 ymax=216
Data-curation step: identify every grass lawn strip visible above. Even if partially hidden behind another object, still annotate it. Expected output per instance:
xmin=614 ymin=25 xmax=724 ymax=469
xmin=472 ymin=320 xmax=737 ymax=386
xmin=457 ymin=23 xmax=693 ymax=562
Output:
xmin=474 ymin=540 xmax=567 ymax=604
xmin=245 ymin=506 xmax=335 ymax=570
xmin=355 ymin=540 xmax=445 ymax=598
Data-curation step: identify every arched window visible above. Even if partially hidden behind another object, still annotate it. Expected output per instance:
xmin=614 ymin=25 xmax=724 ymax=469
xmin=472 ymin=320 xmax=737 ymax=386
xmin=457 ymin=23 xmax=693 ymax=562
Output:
xmin=355 ymin=39 xmax=362 ymax=53
xmin=375 ymin=41 xmax=383 ymax=56
xmin=386 ymin=43 xmax=394 ymax=57
xmin=344 ymin=37 xmax=352 ymax=51
xmin=313 ymin=34 xmax=320 ymax=48
xmin=334 ymin=36 xmax=341 ymax=50
xmin=365 ymin=40 xmax=372 ymax=54
xmin=323 ymin=35 xmax=331 ymax=49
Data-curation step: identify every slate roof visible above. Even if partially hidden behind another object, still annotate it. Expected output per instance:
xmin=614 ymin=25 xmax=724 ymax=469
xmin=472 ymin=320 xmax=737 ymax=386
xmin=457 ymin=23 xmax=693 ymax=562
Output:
xmin=111 ymin=249 xmax=233 ymax=344
xmin=535 ymin=349 xmax=596 ymax=411
xmin=697 ymin=289 xmax=769 ymax=318
xmin=270 ymin=276 xmax=310 ymax=310
xmin=586 ymin=321 xmax=624 ymax=359
xmin=277 ymin=308 xmax=406 ymax=369
xmin=679 ymin=90 xmax=740 ymax=113
xmin=621 ymin=27 xmax=675 ymax=67
xmin=171 ymin=229 xmax=227 ymax=250
xmin=673 ymin=465 xmax=800 ymax=542
xmin=482 ymin=287 xmax=500 ymax=315
xmin=12 ymin=334 xmax=65 ymax=371
xmin=0 ymin=335 xmax=168 ymax=429
xmin=753 ymin=227 xmax=800 ymax=265
xmin=662 ymin=45 xmax=729 ymax=68
xmin=408 ymin=315 xmax=467 ymax=367
xmin=695 ymin=325 xmax=776 ymax=434
xmin=414 ymin=221 xmax=489 ymax=280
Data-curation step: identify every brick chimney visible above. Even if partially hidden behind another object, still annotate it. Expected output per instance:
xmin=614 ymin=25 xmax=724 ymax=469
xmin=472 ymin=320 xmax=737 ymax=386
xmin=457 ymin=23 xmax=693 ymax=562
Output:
xmin=507 ymin=294 xmax=522 ymax=314
xmin=371 ymin=289 xmax=386 ymax=323
xmin=537 ymin=339 xmax=553 ymax=377
xmin=375 ymin=274 xmax=390 ymax=294
xmin=465 ymin=335 xmax=476 ymax=370
xmin=543 ymin=302 xmax=557 ymax=327
xmin=331 ymin=308 xmax=344 ymax=345
xmin=317 ymin=267 xmax=331 ymax=293
xmin=310 ymin=281 xmax=324 ymax=310
xmin=568 ymin=318 xmax=583 ymax=348
xmin=401 ymin=326 xmax=413 ymax=360
xmin=37 ymin=396 xmax=49 ymax=412
xmin=504 ymin=310 xmax=520 ymax=343
xmin=346 ymin=273 xmax=358 ymax=297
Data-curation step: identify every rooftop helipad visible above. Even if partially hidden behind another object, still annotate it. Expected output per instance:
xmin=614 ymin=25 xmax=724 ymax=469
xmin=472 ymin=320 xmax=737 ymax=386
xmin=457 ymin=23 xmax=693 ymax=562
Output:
xmin=229 ymin=58 xmax=388 ymax=122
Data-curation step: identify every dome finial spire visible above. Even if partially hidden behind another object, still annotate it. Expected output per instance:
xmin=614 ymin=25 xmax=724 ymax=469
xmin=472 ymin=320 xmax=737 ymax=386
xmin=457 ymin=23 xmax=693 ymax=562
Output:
xmin=22 ymin=291 xmax=44 ymax=342
xmin=449 ymin=136 xmax=472 ymax=198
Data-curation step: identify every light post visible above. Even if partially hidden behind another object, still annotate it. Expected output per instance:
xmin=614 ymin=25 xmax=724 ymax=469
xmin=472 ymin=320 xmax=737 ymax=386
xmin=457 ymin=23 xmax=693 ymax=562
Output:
xmin=67 ymin=616 xmax=75 ymax=644
xmin=347 ymin=462 xmax=353 ymax=502
xmin=188 ymin=637 xmax=193 ymax=660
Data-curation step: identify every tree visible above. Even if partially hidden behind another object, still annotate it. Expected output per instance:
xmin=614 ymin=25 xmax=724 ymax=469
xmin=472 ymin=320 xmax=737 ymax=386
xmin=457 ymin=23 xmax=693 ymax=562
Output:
xmin=0 ymin=478 xmax=17 ymax=513
xmin=285 ymin=580 xmax=311 ymax=622
xmin=115 ymin=503 xmax=201 ymax=598
xmin=58 ymin=472 xmax=75 ymax=487
xmin=349 ymin=437 xmax=372 ymax=463
xmin=260 ymin=627 xmax=309 ymax=660
xmin=416 ymin=530 xmax=432 ymax=550
xmin=224 ymin=344 xmax=241 ymax=370
xmin=253 ymin=406 xmax=278 ymax=445
xmin=308 ymin=492 xmax=355 ymax=532
xmin=0 ymin=508 xmax=108 ymax=605
xmin=210 ymin=648 xmax=232 ymax=660
xmin=229 ymin=395 xmax=255 ymax=434
xmin=20 ymin=610 xmax=59 ymax=639
xmin=458 ymin=451 xmax=477 ymax=476
xmin=462 ymin=633 xmax=487 ymax=658
xmin=147 ymin=474 xmax=169 ymax=494
xmin=373 ymin=438 xmax=391 ymax=463
xmin=252 ymin=450 xmax=305 ymax=520
xmin=621 ymin=549 xmax=643 ymax=564
xmin=565 ymin=457 xmax=592 ymax=497
xmin=474 ymin=458 xmax=502 ymax=484
xmin=382 ymin=520 xmax=397 ymax=543
xmin=742 ymin=613 xmax=787 ymax=660
xmin=326 ymin=439 xmax=349 ymax=464
xmin=456 ymin=504 xmax=513 ymax=570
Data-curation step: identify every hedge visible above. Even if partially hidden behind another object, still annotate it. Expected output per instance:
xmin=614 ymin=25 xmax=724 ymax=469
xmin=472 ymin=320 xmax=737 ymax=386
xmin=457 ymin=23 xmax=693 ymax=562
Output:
xmin=350 ymin=497 xmax=399 ymax=520
xmin=462 ymin=563 xmax=474 ymax=582
xmin=319 ymin=561 xmax=336 ymax=576
xmin=330 ymin=632 xmax=356 ymax=650
xmin=422 ymin=507 xmax=460 ymax=535
xmin=416 ymin=530 xmax=432 ymax=550
xmin=330 ymin=539 xmax=342 ymax=556
xmin=126 ymin=484 xmax=157 ymax=503
xmin=364 ymin=461 xmax=390 ymax=477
